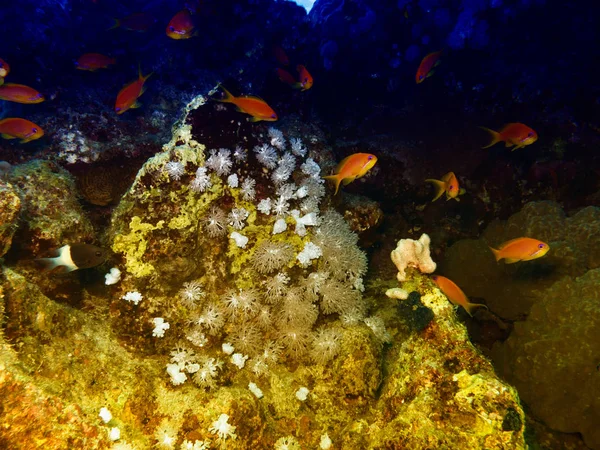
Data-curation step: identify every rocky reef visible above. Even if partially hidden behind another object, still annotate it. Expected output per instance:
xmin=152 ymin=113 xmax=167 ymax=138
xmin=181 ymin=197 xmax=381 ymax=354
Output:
xmin=0 ymin=95 xmax=527 ymax=449
xmin=440 ymin=200 xmax=600 ymax=449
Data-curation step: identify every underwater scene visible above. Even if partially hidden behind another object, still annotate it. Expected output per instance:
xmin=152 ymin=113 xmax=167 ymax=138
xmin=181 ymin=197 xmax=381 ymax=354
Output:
xmin=0 ymin=0 xmax=599 ymax=448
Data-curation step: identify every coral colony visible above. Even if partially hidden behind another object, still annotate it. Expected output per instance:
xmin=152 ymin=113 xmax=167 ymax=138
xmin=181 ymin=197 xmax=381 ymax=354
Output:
xmin=119 ymin=124 xmax=372 ymax=391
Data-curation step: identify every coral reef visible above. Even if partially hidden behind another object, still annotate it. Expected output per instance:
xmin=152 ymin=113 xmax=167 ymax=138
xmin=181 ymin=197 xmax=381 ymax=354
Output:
xmin=439 ymin=200 xmax=600 ymax=448
xmin=492 ymin=269 xmax=600 ymax=449
xmin=0 ymin=92 xmax=528 ymax=449
xmin=0 ymin=181 xmax=20 ymax=257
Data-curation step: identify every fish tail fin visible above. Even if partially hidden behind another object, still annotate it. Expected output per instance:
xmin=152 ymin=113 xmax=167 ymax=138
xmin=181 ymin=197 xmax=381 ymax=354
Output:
xmin=425 ymin=179 xmax=446 ymax=202
xmin=323 ymin=175 xmax=341 ymax=195
xmin=464 ymin=302 xmax=488 ymax=317
xmin=107 ymin=18 xmax=120 ymax=31
xmin=34 ymin=256 xmax=60 ymax=272
xmin=479 ymin=126 xmax=501 ymax=149
xmin=138 ymin=65 xmax=153 ymax=82
xmin=489 ymin=246 xmax=501 ymax=261
xmin=216 ymin=84 xmax=234 ymax=103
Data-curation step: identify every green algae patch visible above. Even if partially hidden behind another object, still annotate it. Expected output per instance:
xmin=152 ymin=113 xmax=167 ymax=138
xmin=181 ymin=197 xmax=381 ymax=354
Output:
xmin=112 ymin=216 xmax=165 ymax=278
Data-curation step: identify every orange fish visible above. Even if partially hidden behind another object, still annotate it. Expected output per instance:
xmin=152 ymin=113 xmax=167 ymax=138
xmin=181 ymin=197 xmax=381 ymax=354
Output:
xmin=215 ymin=85 xmax=277 ymax=122
xmin=75 ymin=53 xmax=116 ymax=71
xmin=296 ymin=65 xmax=313 ymax=91
xmin=480 ymin=123 xmax=538 ymax=151
xmin=416 ymin=50 xmax=442 ymax=83
xmin=276 ymin=68 xmax=298 ymax=86
xmin=0 ymin=83 xmax=44 ymax=104
xmin=166 ymin=9 xmax=196 ymax=39
xmin=114 ymin=67 xmax=152 ymax=115
xmin=323 ymin=153 xmax=377 ymax=195
xmin=0 ymin=58 xmax=10 ymax=83
xmin=425 ymin=171 xmax=465 ymax=202
xmin=109 ymin=12 xmax=156 ymax=32
xmin=0 ymin=118 xmax=44 ymax=143
xmin=431 ymin=275 xmax=488 ymax=317
xmin=273 ymin=45 xmax=289 ymax=66
xmin=489 ymin=237 xmax=549 ymax=264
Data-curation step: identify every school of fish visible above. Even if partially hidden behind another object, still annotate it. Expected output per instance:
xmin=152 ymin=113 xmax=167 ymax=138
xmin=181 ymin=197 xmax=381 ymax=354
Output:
xmin=1 ymin=6 xmax=552 ymax=320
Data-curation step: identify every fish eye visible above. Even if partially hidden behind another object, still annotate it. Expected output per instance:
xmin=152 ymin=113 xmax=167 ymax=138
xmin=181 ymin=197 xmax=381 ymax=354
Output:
xmin=32 ymin=128 xmax=37 ymax=133
xmin=431 ymin=275 xmax=438 ymax=280
xmin=271 ymin=114 xmax=276 ymax=118
xmin=304 ymin=77 xmax=308 ymax=82
xmin=419 ymin=75 xmax=424 ymax=80
xmin=528 ymin=132 xmax=534 ymax=137
xmin=538 ymin=243 xmax=545 ymax=248
xmin=169 ymin=26 xmax=175 ymax=31
xmin=449 ymin=185 xmax=454 ymax=189
xmin=368 ymin=155 xmax=373 ymax=160
xmin=95 ymin=251 xmax=103 ymax=257
xmin=115 ymin=107 xmax=121 ymax=111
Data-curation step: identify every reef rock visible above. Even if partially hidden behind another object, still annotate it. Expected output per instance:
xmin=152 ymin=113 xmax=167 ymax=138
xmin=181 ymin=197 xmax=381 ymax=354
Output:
xmin=492 ymin=269 xmax=600 ymax=450
xmin=440 ymin=201 xmax=600 ymax=319
xmin=0 ymin=181 xmax=20 ymax=257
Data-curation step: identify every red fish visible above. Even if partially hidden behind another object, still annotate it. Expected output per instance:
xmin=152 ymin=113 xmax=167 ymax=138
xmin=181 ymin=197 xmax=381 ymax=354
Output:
xmin=489 ymin=237 xmax=549 ymax=263
xmin=296 ymin=65 xmax=313 ymax=91
xmin=215 ymin=85 xmax=277 ymax=122
xmin=323 ymin=153 xmax=377 ymax=195
xmin=425 ymin=171 xmax=465 ymax=202
xmin=75 ymin=53 xmax=116 ymax=71
xmin=0 ymin=83 xmax=44 ymax=104
xmin=273 ymin=45 xmax=289 ymax=66
xmin=166 ymin=9 xmax=196 ymax=39
xmin=109 ymin=12 xmax=156 ymax=32
xmin=416 ymin=50 xmax=442 ymax=83
xmin=431 ymin=275 xmax=488 ymax=317
xmin=276 ymin=68 xmax=298 ymax=86
xmin=0 ymin=118 xmax=44 ymax=143
xmin=480 ymin=123 xmax=538 ymax=151
xmin=0 ymin=58 xmax=10 ymax=84
xmin=114 ymin=67 xmax=152 ymax=114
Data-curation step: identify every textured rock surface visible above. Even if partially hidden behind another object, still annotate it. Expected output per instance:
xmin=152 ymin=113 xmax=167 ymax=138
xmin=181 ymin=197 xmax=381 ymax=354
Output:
xmin=0 ymin=182 xmax=20 ymax=258
xmin=492 ymin=269 xmax=600 ymax=450
xmin=439 ymin=201 xmax=600 ymax=449
xmin=440 ymin=201 xmax=600 ymax=319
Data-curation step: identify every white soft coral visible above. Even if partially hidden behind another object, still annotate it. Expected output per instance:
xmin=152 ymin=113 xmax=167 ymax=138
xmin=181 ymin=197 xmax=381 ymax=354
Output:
xmin=209 ymin=414 xmax=237 ymax=441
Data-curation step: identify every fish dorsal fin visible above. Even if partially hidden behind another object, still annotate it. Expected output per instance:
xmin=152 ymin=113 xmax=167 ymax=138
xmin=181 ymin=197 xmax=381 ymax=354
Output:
xmin=335 ymin=155 xmax=354 ymax=173
xmin=497 ymin=237 xmax=527 ymax=250
xmin=441 ymin=172 xmax=454 ymax=182
xmin=241 ymin=95 xmax=266 ymax=103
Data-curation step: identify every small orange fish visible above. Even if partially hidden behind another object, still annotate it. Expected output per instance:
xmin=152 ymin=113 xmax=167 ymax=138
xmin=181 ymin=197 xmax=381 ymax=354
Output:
xmin=166 ymin=9 xmax=196 ymax=39
xmin=109 ymin=12 xmax=156 ymax=32
xmin=215 ymin=85 xmax=277 ymax=122
xmin=431 ymin=275 xmax=488 ymax=317
xmin=0 ymin=58 xmax=10 ymax=82
xmin=416 ymin=50 xmax=442 ymax=83
xmin=273 ymin=45 xmax=289 ymax=66
xmin=489 ymin=237 xmax=549 ymax=264
xmin=323 ymin=153 xmax=377 ymax=195
xmin=75 ymin=53 xmax=116 ymax=71
xmin=425 ymin=171 xmax=465 ymax=202
xmin=296 ymin=65 xmax=313 ymax=91
xmin=276 ymin=68 xmax=298 ymax=86
xmin=114 ymin=67 xmax=152 ymax=115
xmin=0 ymin=118 xmax=44 ymax=143
xmin=480 ymin=123 xmax=538 ymax=151
xmin=0 ymin=83 xmax=44 ymax=104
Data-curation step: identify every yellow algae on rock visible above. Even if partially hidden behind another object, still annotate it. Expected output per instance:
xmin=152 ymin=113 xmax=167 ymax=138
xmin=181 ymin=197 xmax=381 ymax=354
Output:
xmin=112 ymin=216 xmax=164 ymax=278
